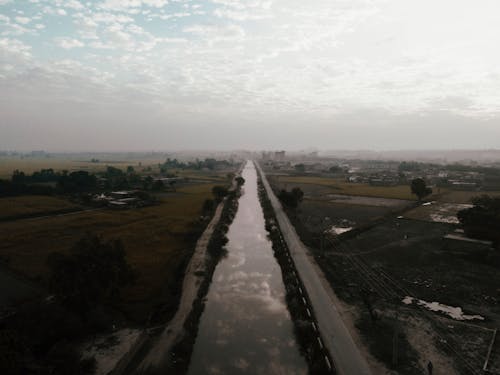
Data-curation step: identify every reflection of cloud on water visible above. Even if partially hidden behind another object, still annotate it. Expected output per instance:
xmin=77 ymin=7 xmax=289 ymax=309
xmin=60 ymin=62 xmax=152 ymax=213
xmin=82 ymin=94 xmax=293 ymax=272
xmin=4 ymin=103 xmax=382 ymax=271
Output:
xmin=257 ymin=281 xmax=288 ymax=314
xmin=206 ymin=365 xmax=223 ymax=375
xmin=216 ymin=319 xmax=235 ymax=337
xmin=230 ymin=251 xmax=246 ymax=268
xmin=233 ymin=358 xmax=250 ymax=370
xmin=215 ymin=270 xmax=289 ymax=317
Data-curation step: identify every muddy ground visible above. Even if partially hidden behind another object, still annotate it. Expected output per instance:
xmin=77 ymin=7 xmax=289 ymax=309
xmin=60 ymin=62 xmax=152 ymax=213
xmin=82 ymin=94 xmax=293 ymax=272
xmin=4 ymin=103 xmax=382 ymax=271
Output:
xmin=268 ymin=174 xmax=500 ymax=375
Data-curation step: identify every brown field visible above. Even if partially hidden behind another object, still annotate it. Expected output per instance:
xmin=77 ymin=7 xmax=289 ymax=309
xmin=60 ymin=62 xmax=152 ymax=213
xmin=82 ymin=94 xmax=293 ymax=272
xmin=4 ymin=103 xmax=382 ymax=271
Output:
xmin=0 ymin=156 xmax=162 ymax=178
xmin=0 ymin=183 xmax=217 ymax=321
xmin=270 ymin=175 xmax=418 ymax=200
xmin=439 ymin=190 xmax=500 ymax=203
xmin=0 ymin=195 xmax=81 ymax=219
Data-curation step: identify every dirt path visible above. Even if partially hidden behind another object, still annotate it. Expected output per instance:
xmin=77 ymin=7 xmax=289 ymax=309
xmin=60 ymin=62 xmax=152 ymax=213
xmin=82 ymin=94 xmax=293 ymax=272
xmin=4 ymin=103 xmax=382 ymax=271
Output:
xmin=136 ymin=200 xmax=225 ymax=372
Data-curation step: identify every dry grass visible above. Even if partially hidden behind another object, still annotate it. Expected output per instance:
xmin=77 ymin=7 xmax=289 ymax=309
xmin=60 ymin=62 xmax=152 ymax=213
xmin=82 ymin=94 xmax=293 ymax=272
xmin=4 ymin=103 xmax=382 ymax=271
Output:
xmin=439 ymin=190 xmax=500 ymax=203
xmin=0 ymin=195 xmax=81 ymax=219
xmin=273 ymin=175 xmax=418 ymax=200
xmin=0 ymin=157 xmax=161 ymax=179
xmin=0 ymin=183 xmax=216 ymax=319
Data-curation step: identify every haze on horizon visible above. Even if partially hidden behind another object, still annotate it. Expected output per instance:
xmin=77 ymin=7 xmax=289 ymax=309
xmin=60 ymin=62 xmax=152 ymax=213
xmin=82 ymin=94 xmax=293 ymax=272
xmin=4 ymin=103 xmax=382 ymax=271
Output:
xmin=1 ymin=0 xmax=500 ymax=152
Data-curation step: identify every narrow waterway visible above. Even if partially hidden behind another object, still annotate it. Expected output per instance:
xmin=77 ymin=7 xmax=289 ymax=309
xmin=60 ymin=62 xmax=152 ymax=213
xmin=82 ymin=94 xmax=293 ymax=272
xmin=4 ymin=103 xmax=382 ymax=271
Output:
xmin=187 ymin=161 xmax=307 ymax=375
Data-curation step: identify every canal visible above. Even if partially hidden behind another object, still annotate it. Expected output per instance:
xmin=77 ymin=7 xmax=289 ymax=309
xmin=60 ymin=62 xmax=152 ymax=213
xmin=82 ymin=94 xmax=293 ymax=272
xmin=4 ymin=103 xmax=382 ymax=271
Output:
xmin=187 ymin=161 xmax=307 ymax=375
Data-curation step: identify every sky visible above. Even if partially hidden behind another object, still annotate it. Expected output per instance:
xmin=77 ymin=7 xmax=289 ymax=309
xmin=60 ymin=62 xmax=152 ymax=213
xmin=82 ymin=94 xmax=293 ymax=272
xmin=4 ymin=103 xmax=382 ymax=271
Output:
xmin=1 ymin=0 xmax=500 ymax=151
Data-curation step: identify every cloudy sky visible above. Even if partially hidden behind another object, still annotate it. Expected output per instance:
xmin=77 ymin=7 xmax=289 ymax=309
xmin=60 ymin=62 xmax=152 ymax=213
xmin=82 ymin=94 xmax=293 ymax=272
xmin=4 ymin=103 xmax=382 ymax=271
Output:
xmin=1 ymin=0 xmax=500 ymax=151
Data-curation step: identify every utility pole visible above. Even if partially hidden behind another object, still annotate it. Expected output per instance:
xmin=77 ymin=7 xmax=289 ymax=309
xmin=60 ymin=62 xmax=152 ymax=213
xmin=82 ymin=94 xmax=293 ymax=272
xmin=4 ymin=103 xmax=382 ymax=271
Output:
xmin=392 ymin=325 xmax=399 ymax=367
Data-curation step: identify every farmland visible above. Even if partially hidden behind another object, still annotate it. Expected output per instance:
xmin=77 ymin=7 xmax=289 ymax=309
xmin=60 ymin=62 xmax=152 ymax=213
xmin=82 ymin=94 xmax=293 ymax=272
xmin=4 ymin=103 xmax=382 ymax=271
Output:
xmin=0 ymin=180 xmax=224 ymax=322
xmin=0 ymin=156 xmax=153 ymax=179
xmin=266 ymin=167 xmax=500 ymax=374
xmin=269 ymin=175 xmax=419 ymax=200
xmin=0 ymin=195 xmax=82 ymax=220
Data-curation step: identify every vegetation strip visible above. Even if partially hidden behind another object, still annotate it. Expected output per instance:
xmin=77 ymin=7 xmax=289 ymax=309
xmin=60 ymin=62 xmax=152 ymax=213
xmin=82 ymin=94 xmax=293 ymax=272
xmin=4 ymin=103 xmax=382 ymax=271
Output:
xmin=159 ymin=168 xmax=245 ymax=375
xmin=256 ymin=168 xmax=335 ymax=375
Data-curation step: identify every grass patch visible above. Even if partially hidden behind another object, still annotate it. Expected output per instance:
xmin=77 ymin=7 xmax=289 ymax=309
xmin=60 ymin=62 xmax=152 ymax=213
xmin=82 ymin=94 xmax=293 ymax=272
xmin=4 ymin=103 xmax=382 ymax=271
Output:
xmin=271 ymin=175 xmax=417 ymax=200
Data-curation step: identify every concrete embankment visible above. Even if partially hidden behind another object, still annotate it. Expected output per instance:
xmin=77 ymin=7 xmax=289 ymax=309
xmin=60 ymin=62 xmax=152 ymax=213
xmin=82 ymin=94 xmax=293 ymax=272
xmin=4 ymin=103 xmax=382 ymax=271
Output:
xmin=256 ymin=168 xmax=335 ymax=375
xmin=256 ymin=161 xmax=372 ymax=375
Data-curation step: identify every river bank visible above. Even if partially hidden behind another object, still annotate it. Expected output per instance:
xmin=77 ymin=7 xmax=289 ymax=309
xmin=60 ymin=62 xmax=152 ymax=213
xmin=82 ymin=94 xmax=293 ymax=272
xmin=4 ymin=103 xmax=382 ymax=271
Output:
xmin=186 ymin=161 xmax=308 ymax=375
xmin=256 ymin=168 xmax=334 ymax=375
xmin=135 ymin=164 xmax=244 ymax=374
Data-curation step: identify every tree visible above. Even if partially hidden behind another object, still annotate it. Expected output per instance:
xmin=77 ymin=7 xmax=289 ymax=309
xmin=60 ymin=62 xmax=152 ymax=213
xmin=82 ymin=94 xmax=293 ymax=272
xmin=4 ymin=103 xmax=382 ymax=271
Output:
xmin=143 ymin=176 xmax=154 ymax=190
xmin=457 ymin=195 xmax=500 ymax=245
xmin=58 ymin=171 xmax=97 ymax=193
xmin=294 ymin=163 xmax=306 ymax=173
xmin=329 ymin=165 xmax=343 ymax=174
xmin=278 ymin=187 xmax=304 ymax=208
xmin=47 ymin=234 xmax=134 ymax=312
xmin=202 ymin=198 xmax=215 ymax=214
xmin=212 ymin=185 xmax=229 ymax=202
xmin=11 ymin=170 xmax=26 ymax=184
xmin=235 ymin=176 xmax=245 ymax=186
xmin=411 ymin=178 xmax=432 ymax=201
xmin=152 ymin=179 xmax=164 ymax=191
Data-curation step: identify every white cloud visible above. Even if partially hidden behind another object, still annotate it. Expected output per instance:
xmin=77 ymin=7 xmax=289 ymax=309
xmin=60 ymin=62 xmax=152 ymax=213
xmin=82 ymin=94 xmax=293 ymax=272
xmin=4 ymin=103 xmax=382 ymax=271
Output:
xmin=142 ymin=0 xmax=168 ymax=7
xmin=54 ymin=37 xmax=85 ymax=49
xmin=62 ymin=0 xmax=84 ymax=10
xmin=3 ymin=0 xmax=500 ymax=152
xmin=15 ymin=16 xmax=31 ymax=25
xmin=73 ymin=14 xmax=99 ymax=39
xmin=99 ymin=0 xmax=168 ymax=12
xmin=158 ymin=12 xmax=190 ymax=20
xmin=183 ymin=24 xmax=245 ymax=43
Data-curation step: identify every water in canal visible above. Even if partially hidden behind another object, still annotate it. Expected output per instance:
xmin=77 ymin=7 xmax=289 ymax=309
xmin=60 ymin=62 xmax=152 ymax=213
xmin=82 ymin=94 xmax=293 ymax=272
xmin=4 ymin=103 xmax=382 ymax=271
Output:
xmin=187 ymin=161 xmax=307 ymax=375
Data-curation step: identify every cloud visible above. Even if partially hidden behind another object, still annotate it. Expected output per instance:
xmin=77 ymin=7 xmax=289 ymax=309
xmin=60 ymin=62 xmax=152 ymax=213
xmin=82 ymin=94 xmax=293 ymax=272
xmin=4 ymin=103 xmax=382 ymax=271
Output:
xmin=61 ymin=0 xmax=84 ymax=10
xmin=157 ymin=12 xmax=190 ymax=20
xmin=3 ymin=0 xmax=500 ymax=152
xmin=0 ymin=15 xmax=31 ymax=36
xmin=0 ymin=37 xmax=32 ymax=62
xmin=183 ymin=23 xmax=245 ymax=44
xmin=54 ymin=37 xmax=84 ymax=49
xmin=99 ymin=0 xmax=168 ymax=12
xmin=15 ymin=16 xmax=31 ymax=25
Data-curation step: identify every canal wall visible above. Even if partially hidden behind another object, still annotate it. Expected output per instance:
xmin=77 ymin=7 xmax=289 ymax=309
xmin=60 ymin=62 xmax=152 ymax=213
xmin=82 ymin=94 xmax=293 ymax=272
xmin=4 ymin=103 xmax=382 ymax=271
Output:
xmin=256 ymin=168 xmax=336 ymax=375
xmin=165 ymin=169 xmax=244 ymax=374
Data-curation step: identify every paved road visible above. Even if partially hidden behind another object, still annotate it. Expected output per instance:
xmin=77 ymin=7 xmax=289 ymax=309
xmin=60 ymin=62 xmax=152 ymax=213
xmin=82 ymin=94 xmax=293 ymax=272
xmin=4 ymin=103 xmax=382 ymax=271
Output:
xmin=257 ymin=162 xmax=372 ymax=375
